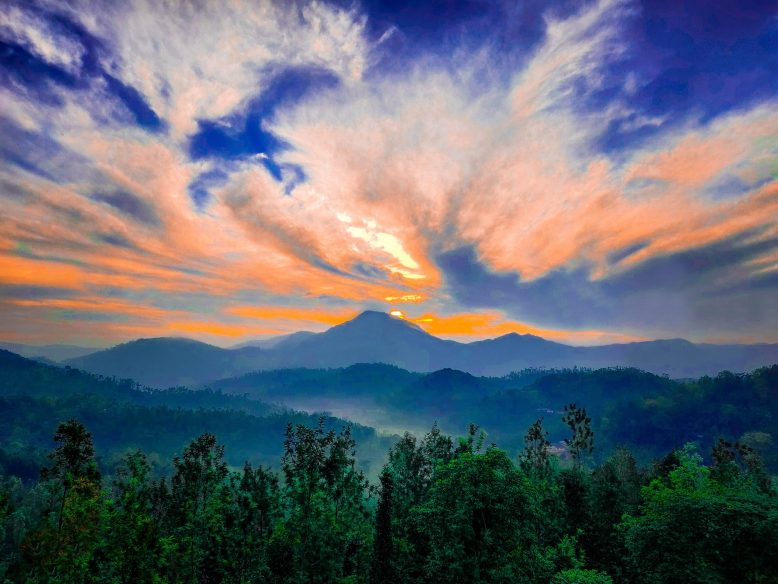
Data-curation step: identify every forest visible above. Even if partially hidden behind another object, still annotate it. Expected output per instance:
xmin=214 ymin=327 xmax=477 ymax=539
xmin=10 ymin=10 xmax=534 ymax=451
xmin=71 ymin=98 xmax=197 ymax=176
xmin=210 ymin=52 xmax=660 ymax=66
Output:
xmin=1 ymin=349 xmax=776 ymax=582
xmin=2 ymin=348 xmax=776 ymax=478
xmin=1 ymin=410 xmax=776 ymax=583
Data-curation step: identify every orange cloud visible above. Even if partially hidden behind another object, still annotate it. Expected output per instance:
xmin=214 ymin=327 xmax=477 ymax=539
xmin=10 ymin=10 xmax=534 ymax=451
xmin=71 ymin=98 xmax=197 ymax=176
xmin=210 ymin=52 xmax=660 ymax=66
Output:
xmin=227 ymin=305 xmax=358 ymax=326
xmin=1 ymin=0 xmax=775 ymax=346
xmin=0 ymin=254 xmax=84 ymax=289
xmin=6 ymin=297 xmax=186 ymax=320
xmin=384 ymin=294 xmax=424 ymax=303
xmin=409 ymin=312 xmax=646 ymax=345
xmin=165 ymin=321 xmax=280 ymax=338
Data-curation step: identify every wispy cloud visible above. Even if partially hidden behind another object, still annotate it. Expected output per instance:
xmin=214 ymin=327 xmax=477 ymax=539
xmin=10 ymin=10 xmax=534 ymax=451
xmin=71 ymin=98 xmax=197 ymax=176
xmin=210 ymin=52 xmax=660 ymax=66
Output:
xmin=0 ymin=0 xmax=775 ymax=345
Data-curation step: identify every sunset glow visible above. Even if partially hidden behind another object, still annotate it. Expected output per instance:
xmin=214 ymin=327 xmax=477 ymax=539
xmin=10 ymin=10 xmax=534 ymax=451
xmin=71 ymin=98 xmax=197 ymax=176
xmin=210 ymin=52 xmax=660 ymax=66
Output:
xmin=1 ymin=0 xmax=775 ymax=347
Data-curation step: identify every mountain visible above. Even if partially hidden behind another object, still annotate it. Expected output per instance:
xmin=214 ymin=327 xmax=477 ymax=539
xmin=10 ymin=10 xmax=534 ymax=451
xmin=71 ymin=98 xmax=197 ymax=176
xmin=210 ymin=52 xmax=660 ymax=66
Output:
xmin=231 ymin=331 xmax=317 ymax=350
xmin=464 ymin=333 xmax=577 ymax=374
xmin=65 ymin=337 xmax=264 ymax=388
xmin=59 ymin=311 xmax=778 ymax=387
xmin=576 ymin=339 xmax=778 ymax=379
xmin=256 ymin=311 xmax=461 ymax=371
xmin=0 ymin=342 xmax=99 ymax=362
xmin=254 ymin=312 xmax=776 ymax=377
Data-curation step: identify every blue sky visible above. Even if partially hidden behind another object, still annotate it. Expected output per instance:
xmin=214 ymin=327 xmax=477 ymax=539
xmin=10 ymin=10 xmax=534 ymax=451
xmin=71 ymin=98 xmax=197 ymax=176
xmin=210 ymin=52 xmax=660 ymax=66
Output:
xmin=0 ymin=0 xmax=776 ymax=346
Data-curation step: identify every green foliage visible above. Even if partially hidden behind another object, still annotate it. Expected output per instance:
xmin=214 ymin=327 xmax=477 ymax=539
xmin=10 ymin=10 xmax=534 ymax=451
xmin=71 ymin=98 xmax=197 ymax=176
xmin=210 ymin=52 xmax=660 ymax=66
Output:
xmin=279 ymin=421 xmax=373 ymax=583
xmin=19 ymin=420 xmax=107 ymax=583
xmin=103 ymin=451 xmax=162 ymax=583
xmin=0 ymin=393 xmax=392 ymax=481
xmin=605 ymin=366 xmax=778 ymax=470
xmin=563 ymin=404 xmax=594 ymax=466
xmin=382 ymin=424 xmax=453 ymax=582
xmin=552 ymin=568 xmax=613 ymax=584
xmin=618 ymin=444 xmax=778 ymax=583
xmin=370 ymin=470 xmax=394 ymax=584
xmin=583 ymin=448 xmax=643 ymax=578
xmin=520 ymin=417 xmax=552 ymax=476
xmin=418 ymin=446 xmax=527 ymax=582
xmin=3 ymin=349 xmax=777 ymax=477
xmin=0 ymin=400 xmax=776 ymax=583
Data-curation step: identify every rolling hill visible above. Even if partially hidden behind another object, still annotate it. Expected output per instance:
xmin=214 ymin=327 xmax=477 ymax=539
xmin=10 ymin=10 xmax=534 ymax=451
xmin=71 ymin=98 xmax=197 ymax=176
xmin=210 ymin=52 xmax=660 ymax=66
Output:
xmin=65 ymin=337 xmax=265 ymax=387
xmin=0 ymin=342 xmax=99 ymax=362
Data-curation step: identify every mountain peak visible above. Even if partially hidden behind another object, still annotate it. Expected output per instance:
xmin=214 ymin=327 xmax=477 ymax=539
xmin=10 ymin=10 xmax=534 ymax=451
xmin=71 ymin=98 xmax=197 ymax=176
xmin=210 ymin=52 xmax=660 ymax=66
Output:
xmin=118 ymin=336 xmax=216 ymax=349
xmin=328 ymin=310 xmax=428 ymax=335
xmin=471 ymin=332 xmax=552 ymax=346
xmin=352 ymin=310 xmax=396 ymax=321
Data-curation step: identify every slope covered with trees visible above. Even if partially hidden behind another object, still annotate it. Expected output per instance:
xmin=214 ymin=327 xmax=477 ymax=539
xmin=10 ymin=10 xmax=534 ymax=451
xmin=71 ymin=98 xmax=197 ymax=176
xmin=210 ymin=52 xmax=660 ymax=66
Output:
xmin=210 ymin=363 xmax=778 ymax=472
xmin=2 ymin=348 xmax=776 ymax=477
xmin=0 ymin=350 xmax=393 ymax=481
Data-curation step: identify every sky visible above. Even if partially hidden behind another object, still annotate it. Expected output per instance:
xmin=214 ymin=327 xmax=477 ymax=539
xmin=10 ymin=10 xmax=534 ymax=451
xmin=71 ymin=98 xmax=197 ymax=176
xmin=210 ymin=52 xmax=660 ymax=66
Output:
xmin=0 ymin=0 xmax=776 ymax=347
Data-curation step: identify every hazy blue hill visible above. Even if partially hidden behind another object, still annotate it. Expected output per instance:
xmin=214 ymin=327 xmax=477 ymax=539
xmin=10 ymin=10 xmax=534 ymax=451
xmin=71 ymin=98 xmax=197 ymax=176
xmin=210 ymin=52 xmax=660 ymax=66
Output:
xmin=520 ymin=366 xmax=678 ymax=407
xmin=231 ymin=330 xmax=317 ymax=350
xmin=464 ymin=333 xmax=578 ymax=375
xmin=65 ymin=337 xmax=264 ymax=387
xmin=51 ymin=311 xmax=778 ymax=388
xmin=208 ymin=362 xmax=420 ymax=402
xmin=261 ymin=314 xmax=776 ymax=377
xmin=336 ymin=362 xmax=420 ymax=394
xmin=603 ymin=365 xmax=778 ymax=469
xmin=0 ymin=342 xmax=99 ymax=362
xmin=0 ymin=394 xmax=392 ymax=480
xmin=578 ymin=339 xmax=778 ymax=378
xmin=474 ymin=365 xmax=778 ymax=469
xmin=2 ymin=347 xmax=776 ymax=475
xmin=208 ymin=367 xmax=341 ymax=395
xmin=380 ymin=368 xmax=491 ymax=421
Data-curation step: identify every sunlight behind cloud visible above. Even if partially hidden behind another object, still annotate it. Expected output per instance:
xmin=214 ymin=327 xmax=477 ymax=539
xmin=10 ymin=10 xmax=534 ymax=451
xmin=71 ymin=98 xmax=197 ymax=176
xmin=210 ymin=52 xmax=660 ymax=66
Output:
xmin=0 ymin=0 xmax=775 ymax=344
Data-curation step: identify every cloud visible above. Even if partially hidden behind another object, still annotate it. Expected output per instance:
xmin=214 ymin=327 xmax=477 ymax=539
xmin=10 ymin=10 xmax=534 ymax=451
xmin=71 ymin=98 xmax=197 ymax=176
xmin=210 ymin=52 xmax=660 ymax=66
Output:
xmin=91 ymin=190 xmax=159 ymax=226
xmin=81 ymin=0 xmax=369 ymax=138
xmin=436 ymin=237 xmax=778 ymax=341
xmin=406 ymin=310 xmax=645 ymax=345
xmin=0 ymin=0 xmax=775 ymax=345
xmin=0 ymin=4 xmax=85 ymax=73
xmin=227 ymin=305 xmax=358 ymax=327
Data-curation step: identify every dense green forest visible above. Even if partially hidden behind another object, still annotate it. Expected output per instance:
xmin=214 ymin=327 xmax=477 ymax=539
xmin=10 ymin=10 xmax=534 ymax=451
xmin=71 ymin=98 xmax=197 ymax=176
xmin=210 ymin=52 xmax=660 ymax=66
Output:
xmin=1 ymin=414 xmax=776 ymax=583
xmin=210 ymin=363 xmax=778 ymax=471
xmin=1 ymin=348 xmax=776 ymax=582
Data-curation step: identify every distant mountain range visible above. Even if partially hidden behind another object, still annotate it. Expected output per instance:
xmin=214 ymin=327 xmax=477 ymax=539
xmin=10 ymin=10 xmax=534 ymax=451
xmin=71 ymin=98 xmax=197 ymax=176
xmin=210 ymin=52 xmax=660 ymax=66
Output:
xmin=5 ymin=311 xmax=775 ymax=387
xmin=63 ymin=337 xmax=266 ymax=388
xmin=0 ymin=342 xmax=98 ymax=363
xmin=231 ymin=331 xmax=317 ymax=350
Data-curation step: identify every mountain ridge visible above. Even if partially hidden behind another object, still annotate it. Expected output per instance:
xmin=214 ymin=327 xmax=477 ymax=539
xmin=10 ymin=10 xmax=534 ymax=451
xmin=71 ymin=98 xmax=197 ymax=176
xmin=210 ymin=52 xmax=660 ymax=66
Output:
xmin=30 ymin=310 xmax=778 ymax=387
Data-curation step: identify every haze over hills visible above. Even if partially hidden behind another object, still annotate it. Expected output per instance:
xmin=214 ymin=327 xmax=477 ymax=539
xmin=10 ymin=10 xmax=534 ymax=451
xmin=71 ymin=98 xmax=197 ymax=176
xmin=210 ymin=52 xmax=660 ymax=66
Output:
xmin=64 ymin=337 xmax=265 ymax=388
xmin=0 ymin=342 xmax=99 ymax=363
xmin=206 ymin=361 xmax=778 ymax=471
xmin=231 ymin=331 xmax=318 ymax=350
xmin=4 ymin=347 xmax=776 ymax=474
xmin=56 ymin=311 xmax=778 ymax=387
xmin=0 ymin=349 xmax=393 ymax=478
